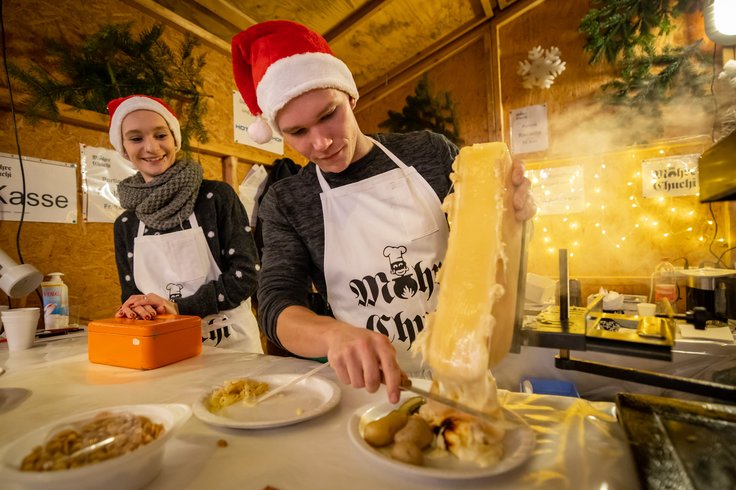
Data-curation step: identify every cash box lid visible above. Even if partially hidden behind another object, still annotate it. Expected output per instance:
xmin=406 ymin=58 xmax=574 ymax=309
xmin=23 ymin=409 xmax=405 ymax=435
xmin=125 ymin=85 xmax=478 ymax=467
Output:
xmin=87 ymin=315 xmax=200 ymax=336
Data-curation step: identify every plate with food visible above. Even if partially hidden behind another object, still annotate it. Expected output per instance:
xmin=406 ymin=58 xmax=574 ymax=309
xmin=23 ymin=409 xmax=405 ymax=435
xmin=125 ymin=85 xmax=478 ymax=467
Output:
xmin=1 ymin=403 xmax=190 ymax=490
xmin=347 ymin=391 xmax=535 ymax=480
xmin=192 ymin=373 xmax=341 ymax=429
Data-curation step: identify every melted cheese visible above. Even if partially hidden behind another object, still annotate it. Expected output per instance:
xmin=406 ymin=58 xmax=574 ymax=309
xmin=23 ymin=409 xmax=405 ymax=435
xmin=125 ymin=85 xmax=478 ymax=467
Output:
xmin=413 ymin=141 xmax=522 ymax=406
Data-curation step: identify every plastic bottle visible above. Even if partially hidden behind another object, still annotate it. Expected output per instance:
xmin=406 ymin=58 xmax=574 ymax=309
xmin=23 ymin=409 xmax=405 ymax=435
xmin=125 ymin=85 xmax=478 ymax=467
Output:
xmin=41 ymin=272 xmax=69 ymax=329
xmin=651 ymin=258 xmax=677 ymax=307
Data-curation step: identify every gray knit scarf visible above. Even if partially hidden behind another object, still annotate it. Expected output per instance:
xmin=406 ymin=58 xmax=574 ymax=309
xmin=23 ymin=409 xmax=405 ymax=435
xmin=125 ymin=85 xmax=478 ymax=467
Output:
xmin=118 ymin=160 xmax=203 ymax=230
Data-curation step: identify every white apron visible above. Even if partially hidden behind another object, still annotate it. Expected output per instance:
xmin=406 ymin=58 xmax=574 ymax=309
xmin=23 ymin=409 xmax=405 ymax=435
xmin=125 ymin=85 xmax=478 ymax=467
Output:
xmin=318 ymin=138 xmax=449 ymax=375
xmin=133 ymin=214 xmax=262 ymax=352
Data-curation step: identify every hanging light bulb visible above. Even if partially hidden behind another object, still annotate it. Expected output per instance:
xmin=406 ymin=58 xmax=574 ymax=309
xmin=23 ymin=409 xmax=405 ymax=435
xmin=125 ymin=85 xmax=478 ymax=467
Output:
xmin=705 ymin=0 xmax=736 ymax=45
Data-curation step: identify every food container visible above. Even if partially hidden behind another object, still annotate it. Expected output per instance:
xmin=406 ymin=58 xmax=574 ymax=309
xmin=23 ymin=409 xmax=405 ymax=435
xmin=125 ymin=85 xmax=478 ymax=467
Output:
xmin=1 ymin=404 xmax=190 ymax=490
xmin=525 ymin=273 xmax=556 ymax=304
xmin=87 ymin=315 xmax=201 ymax=369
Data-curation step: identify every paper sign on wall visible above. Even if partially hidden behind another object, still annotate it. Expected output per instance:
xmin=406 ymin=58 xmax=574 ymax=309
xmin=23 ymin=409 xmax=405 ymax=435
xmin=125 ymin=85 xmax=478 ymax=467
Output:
xmin=641 ymin=154 xmax=699 ymax=198
xmin=233 ymin=91 xmax=284 ymax=155
xmin=0 ymin=152 xmax=78 ymax=223
xmin=527 ymin=164 xmax=585 ymax=215
xmin=80 ymin=144 xmax=137 ymax=223
xmin=510 ymin=104 xmax=549 ymax=154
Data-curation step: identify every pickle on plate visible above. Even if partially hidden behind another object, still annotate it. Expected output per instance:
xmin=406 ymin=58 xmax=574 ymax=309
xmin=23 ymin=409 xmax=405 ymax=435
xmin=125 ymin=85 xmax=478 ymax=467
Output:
xmin=364 ymin=410 xmax=408 ymax=447
xmin=363 ymin=396 xmax=426 ymax=447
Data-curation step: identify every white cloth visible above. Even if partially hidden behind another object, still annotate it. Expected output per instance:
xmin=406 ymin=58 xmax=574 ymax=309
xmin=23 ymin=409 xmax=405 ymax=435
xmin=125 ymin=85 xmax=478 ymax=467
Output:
xmin=238 ymin=164 xmax=269 ymax=224
xmin=133 ymin=213 xmax=262 ymax=352
xmin=317 ymin=138 xmax=448 ymax=375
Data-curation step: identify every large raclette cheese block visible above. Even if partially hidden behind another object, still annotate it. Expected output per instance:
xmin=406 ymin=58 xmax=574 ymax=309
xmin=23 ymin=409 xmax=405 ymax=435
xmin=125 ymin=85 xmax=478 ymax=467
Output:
xmin=414 ymin=142 xmax=523 ymax=389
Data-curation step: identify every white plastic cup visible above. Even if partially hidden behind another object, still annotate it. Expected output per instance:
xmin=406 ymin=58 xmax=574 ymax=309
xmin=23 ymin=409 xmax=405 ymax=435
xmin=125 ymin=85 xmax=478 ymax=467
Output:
xmin=0 ymin=305 xmax=8 ymax=331
xmin=2 ymin=307 xmax=40 ymax=351
xmin=637 ymin=302 xmax=657 ymax=317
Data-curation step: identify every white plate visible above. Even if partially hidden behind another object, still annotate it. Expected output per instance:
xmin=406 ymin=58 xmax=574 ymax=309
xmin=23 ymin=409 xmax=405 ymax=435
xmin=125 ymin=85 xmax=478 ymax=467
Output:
xmin=192 ymin=373 xmax=341 ymax=429
xmin=1 ymin=403 xmax=191 ymax=490
xmin=347 ymin=393 xmax=535 ymax=481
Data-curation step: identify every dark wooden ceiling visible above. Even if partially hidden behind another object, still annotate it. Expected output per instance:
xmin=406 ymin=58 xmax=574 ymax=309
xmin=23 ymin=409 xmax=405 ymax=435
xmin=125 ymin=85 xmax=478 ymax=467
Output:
xmin=125 ymin=0 xmax=521 ymax=97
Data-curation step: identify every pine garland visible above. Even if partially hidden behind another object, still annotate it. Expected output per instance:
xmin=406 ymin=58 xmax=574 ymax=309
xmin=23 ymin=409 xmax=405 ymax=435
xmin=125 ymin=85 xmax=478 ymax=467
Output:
xmin=7 ymin=23 xmax=209 ymax=148
xmin=579 ymin=0 xmax=711 ymax=121
xmin=379 ymin=75 xmax=463 ymax=146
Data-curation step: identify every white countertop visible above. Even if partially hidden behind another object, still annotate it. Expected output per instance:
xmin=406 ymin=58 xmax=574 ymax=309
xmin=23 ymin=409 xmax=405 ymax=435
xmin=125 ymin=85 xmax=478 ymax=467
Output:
xmin=0 ymin=335 xmax=640 ymax=490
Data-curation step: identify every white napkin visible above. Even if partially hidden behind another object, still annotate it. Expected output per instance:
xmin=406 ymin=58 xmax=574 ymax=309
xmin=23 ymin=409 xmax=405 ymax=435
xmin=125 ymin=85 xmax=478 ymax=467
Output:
xmin=602 ymin=290 xmax=624 ymax=311
xmin=679 ymin=324 xmax=734 ymax=343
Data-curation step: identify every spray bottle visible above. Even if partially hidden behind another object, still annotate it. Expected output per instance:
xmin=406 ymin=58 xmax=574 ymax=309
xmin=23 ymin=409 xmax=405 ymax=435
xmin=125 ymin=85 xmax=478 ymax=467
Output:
xmin=41 ymin=272 xmax=69 ymax=329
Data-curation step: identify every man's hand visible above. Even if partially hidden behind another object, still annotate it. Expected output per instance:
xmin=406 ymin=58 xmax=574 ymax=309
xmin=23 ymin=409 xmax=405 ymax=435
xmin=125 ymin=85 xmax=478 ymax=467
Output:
xmin=277 ymin=306 xmax=406 ymax=404
xmin=511 ymin=159 xmax=537 ymax=221
xmin=324 ymin=325 xmax=405 ymax=404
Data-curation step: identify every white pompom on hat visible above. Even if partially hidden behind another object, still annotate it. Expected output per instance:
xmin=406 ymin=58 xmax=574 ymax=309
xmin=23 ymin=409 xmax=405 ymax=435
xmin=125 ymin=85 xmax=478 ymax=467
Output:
xmin=107 ymin=94 xmax=182 ymax=157
xmin=231 ymin=20 xmax=359 ymax=144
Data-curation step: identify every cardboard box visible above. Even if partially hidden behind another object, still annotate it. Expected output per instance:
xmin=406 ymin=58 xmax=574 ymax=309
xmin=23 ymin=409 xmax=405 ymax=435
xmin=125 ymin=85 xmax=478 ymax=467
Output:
xmin=88 ymin=315 xmax=201 ymax=369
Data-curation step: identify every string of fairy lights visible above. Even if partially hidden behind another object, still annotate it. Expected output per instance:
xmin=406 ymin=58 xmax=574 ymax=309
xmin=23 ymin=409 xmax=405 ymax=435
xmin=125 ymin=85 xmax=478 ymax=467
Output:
xmin=526 ymin=146 xmax=728 ymax=272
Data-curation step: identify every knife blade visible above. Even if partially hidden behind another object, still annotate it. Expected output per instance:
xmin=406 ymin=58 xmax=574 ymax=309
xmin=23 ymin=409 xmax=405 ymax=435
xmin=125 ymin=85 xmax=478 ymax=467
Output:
xmin=509 ymin=220 xmax=529 ymax=354
xmin=253 ymin=361 xmax=330 ymax=405
xmin=400 ymin=383 xmax=499 ymax=425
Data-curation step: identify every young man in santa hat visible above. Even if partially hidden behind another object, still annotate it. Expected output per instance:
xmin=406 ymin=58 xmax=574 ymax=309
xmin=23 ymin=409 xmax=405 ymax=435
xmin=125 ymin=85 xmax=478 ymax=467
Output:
xmin=232 ymin=21 xmax=535 ymax=403
xmin=109 ymin=95 xmax=263 ymax=353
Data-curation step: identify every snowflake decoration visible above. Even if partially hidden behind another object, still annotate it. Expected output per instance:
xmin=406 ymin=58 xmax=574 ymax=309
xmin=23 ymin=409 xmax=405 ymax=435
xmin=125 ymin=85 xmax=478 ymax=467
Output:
xmin=517 ymin=46 xmax=566 ymax=89
xmin=718 ymin=59 xmax=736 ymax=89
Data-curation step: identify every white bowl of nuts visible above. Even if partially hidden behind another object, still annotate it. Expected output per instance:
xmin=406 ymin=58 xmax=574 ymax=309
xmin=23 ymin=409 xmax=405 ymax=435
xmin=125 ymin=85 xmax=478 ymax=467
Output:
xmin=0 ymin=404 xmax=191 ymax=490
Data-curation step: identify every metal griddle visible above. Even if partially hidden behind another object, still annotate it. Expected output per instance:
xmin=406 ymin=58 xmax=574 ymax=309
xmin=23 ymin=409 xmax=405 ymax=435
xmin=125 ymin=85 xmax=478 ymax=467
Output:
xmin=616 ymin=393 xmax=736 ymax=490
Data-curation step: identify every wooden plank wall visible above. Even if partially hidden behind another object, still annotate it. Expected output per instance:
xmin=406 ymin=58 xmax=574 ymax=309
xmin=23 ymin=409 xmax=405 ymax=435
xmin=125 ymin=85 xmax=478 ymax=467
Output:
xmin=0 ymin=0 xmax=303 ymax=322
xmin=355 ymin=35 xmax=494 ymax=145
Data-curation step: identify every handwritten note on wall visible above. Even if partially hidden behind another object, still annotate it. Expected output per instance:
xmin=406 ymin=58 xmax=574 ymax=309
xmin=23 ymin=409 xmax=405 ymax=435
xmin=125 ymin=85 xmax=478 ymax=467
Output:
xmin=527 ymin=165 xmax=585 ymax=215
xmin=510 ymin=104 xmax=549 ymax=154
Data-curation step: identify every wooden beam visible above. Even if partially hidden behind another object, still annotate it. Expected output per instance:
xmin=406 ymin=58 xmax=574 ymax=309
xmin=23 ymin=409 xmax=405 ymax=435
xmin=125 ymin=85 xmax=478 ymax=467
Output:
xmin=221 ymin=155 xmax=238 ymax=189
xmin=355 ymin=17 xmax=491 ymax=113
xmin=478 ymin=0 xmax=495 ymax=18
xmin=122 ymin=0 xmax=231 ymax=54
xmin=493 ymin=0 xmax=545 ymax=140
xmin=482 ymin=28 xmax=500 ymax=141
xmin=323 ymin=0 xmax=392 ymax=44
xmin=191 ymin=0 xmax=257 ymax=31
xmin=0 ymin=88 xmax=278 ymax=165
xmin=189 ymin=139 xmax=278 ymax=165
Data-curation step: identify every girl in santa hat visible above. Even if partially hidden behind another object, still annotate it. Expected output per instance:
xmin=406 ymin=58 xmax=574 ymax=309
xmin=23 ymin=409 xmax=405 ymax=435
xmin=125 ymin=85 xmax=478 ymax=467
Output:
xmin=109 ymin=95 xmax=263 ymax=352
xmin=232 ymin=21 xmax=535 ymax=402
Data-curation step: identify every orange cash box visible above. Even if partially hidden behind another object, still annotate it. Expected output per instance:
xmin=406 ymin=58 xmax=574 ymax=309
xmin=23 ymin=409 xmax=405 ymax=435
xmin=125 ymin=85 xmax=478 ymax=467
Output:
xmin=87 ymin=315 xmax=202 ymax=369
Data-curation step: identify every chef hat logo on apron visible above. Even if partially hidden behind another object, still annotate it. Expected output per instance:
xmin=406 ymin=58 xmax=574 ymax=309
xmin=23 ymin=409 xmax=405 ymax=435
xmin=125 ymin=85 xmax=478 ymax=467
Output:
xmin=382 ymin=245 xmax=418 ymax=299
xmin=166 ymin=282 xmax=184 ymax=300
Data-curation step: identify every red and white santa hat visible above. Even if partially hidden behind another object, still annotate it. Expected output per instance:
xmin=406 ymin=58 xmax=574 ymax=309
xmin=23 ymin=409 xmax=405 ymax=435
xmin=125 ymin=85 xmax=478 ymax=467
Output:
xmin=231 ymin=20 xmax=359 ymax=144
xmin=107 ymin=95 xmax=182 ymax=156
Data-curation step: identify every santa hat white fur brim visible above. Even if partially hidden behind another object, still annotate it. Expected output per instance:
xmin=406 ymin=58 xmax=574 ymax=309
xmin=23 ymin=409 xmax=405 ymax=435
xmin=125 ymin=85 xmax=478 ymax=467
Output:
xmin=109 ymin=97 xmax=182 ymax=156
xmin=257 ymin=51 xmax=359 ymax=134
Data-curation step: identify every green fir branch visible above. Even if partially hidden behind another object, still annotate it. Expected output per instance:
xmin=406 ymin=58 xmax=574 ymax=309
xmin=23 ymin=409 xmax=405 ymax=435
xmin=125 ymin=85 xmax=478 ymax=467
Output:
xmin=579 ymin=0 xmax=711 ymax=133
xmin=7 ymin=22 xmax=210 ymax=148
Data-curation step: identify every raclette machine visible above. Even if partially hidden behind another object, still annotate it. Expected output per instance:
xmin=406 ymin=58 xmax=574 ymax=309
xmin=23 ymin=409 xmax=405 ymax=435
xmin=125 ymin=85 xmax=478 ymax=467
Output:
xmin=511 ymin=249 xmax=736 ymax=402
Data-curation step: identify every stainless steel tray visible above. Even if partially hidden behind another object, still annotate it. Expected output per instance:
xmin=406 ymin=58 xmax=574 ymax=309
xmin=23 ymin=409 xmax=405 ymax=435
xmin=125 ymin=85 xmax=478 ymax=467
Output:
xmin=616 ymin=393 xmax=736 ymax=490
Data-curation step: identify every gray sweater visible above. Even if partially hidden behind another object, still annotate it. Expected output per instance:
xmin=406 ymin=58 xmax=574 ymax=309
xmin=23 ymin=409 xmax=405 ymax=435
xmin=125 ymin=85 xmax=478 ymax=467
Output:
xmin=114 ymin=179 xmax=259 ymax=317
xmin=257 ymin=131 xmax=459 ymax=349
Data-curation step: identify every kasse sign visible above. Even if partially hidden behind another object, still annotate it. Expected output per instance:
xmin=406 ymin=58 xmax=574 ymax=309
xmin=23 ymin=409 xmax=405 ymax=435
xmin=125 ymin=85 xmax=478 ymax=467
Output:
xmin=0 ymin=152 xmax=78 ymax=224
